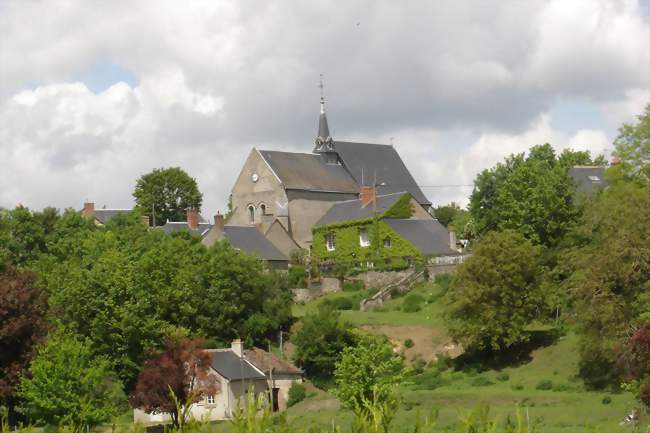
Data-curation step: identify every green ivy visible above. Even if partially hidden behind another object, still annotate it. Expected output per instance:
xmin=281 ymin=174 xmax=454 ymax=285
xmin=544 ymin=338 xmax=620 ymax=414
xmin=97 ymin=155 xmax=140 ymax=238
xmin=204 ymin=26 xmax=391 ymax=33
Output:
xmin=381 ymin=193 xmax=414 ymax=219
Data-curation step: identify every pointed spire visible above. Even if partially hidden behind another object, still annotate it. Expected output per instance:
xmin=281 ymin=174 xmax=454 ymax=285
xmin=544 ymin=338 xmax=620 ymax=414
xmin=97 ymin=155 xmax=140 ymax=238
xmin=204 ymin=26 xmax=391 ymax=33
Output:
xmin=315 ymin=74 xmax=333 ymax=152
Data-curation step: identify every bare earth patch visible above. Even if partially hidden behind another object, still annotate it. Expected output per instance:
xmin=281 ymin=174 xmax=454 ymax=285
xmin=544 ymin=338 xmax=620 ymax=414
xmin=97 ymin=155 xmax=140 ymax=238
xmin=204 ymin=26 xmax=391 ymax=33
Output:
xmin=360 ymin=325 xmax=463 ymax=363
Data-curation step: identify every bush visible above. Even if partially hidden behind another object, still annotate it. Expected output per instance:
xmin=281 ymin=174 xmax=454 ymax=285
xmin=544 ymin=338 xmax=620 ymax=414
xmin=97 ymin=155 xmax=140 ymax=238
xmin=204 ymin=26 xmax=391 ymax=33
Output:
xmin=434 ymin=273 xmax=452 ymax=292
xmin=287 ymin=382 xmax=307 ymax=407
xmin=288 ymin=265 xmax=307 ymax=288
xmin=511 ymin=383 xmax=524 ymax=390
xmin=404 ymin=338 xmax=414 ymax=349
xmin=496 ymin=372 xmax=510 ymax=382
xmin=413 ymin=370 xmax=450 ymax=390
xmin=552 ymin=383 xmax=571 ymax=392
xmin=470 ymin=376 xmax=494 ymax=387
xmin=536 ymin=380 xmax=553 ymax=390
xmin=343 ymin=280 xmax=365 ymax=292
xmin=402 ymin=293 xmax=425 ymax=313
xmin=602 ymin=395 xmax=612 ymax=405
xmin=434 ymin=355 xmax=453 ymax=372
xmin=321 ymin=296 xmax=359 ymax=311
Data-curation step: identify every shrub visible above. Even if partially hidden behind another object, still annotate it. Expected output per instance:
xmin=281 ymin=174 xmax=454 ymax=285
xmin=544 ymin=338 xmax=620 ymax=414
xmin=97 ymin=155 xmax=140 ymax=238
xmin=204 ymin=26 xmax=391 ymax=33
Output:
xmin=434 ymin=273 xmax=452 ymax=292
xmin=322 ymin=296 xmax=357 ymax=311
xmin=411 ymin=356 xmax=426 ymax=375
xmin=470 ymin=376 xmax=494 ymax=387
xmin=601 ymin=395 xmax=612 ymax=405
xmin=288 ymin=265 xmax=307 ymax=288
xmin=287 ymin=382 xmax=307 ymax=407
xmin=496 ymin=372 xmax=510 ymax=382
xmin=413 ymin=370 xmax=449 ymax=390
xmin=552 ymin=383 xmax=571 ymax=392
xmin=343 ymin=280 xmax=365 ymax=292
xmin=402 ymin=293 xmax=425 ymax=313
xmin=511 ymin=383 xmax=524 ymax=390
xmin=404 ymin=338 xmax=414 ymax=349
xmin=434 ymin=355 xmax=453 ymax=372
xmin=536 ymin=380 xmax=553 ymax=390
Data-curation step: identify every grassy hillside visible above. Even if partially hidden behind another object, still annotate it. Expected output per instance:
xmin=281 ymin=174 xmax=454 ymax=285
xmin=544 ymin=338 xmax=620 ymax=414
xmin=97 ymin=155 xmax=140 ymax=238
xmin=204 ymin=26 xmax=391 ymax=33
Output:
xmin=288 ymin=279 xmax=643 ymax=432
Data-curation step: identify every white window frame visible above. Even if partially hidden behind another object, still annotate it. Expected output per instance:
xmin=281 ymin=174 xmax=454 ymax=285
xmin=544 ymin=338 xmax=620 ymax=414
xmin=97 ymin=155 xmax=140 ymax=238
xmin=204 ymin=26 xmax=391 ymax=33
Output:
xmin=326 ymin=233 xmax=336 ymax=251
xmin=359 ymin=228 xmax=370 ymax=247
xmin=206 ymin=395 xmax=215 ymax=405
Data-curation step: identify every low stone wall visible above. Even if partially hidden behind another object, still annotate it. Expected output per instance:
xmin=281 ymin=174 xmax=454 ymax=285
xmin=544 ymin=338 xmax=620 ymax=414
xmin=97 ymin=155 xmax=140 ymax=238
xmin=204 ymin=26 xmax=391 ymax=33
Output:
xmin=350 ymin=270 xmax=412 ymax=289
xmin=321 ymin=277 xmax=341 ymax=293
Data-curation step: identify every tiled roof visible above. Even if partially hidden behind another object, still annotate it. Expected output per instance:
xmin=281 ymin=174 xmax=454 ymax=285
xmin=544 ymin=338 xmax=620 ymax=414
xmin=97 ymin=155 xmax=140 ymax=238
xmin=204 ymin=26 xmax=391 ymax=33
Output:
xmin=223 ymin=226 xmax=288 ymax=262
xmin=316 ymin=192 xmax=408 ymax=226
xmin=384 ymin=219 xmax=459 ymax=256
xmin=567 ymin=166 xmax=608 ymax=197
xmin=244 ymin=348 xmax=302 ymax=375
xmin=209 ymin=350 xmax=266 ymax=381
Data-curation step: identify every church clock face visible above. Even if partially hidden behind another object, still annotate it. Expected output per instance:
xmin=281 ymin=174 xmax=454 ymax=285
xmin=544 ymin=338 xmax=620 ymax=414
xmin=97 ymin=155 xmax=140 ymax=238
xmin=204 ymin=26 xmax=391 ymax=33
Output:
xmin=251 ymin=173 xmax=259 ymax=183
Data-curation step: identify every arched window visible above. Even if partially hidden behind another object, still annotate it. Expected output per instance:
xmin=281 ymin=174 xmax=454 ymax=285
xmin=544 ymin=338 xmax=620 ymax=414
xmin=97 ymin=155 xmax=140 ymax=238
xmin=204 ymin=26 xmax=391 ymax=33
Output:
xmin=247 ymin=205 xmax=255 ymax=223
xmin=259 ymin=203 xmax=267 ymax=216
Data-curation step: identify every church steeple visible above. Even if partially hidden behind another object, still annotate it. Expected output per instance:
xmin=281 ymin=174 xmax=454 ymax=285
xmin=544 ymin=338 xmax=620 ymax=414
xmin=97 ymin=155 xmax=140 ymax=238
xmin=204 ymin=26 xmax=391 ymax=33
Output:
xmin=314 ymin=75 xmax=334 ymax=153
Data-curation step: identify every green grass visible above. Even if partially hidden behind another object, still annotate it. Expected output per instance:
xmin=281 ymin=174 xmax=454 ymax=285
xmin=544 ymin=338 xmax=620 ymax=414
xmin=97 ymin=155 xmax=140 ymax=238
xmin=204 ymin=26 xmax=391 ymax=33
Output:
xmin=288 ymin=281 xmax=645 ymax=432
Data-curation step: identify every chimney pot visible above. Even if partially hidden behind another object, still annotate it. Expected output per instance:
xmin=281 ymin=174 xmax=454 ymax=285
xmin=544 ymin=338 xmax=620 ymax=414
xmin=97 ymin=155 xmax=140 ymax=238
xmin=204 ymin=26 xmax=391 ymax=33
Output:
xmin=214 ymin=212 xmax=224 ymax=231
xmin=231 ymin=339 xmax=244 ymax=357
xmin=83 ymin=202 xmax=95 ymax=219
xmin=187 ymin=208 xmax=199 ymax=230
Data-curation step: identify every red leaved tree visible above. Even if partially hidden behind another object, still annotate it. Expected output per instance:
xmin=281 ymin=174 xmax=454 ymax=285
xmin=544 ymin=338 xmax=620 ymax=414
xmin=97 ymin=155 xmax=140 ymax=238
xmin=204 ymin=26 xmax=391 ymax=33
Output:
xmin=619 ymin=324 xmax=650 ymax=407
xmin=0 ymin=267 xmax=49 ymax=423
xmin=129 ymin=337 xmax=219 ymax=428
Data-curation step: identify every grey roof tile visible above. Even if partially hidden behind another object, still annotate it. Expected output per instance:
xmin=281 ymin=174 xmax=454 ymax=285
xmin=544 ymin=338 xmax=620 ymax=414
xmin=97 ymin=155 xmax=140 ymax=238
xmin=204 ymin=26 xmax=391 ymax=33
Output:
xmin=93 ymin=209 xmax=132 ymax=224
xmin=316 ymin=192 xmax=408 ymax=226
xmin=210 ymin=350 xmax=266 ymax=381
xmin=223 ymin=226 xmax=288 ymax=262
xmin=567 ymin=166 xmax=608 ymax=197
xmin=157 ymin=222 xmax=212 ymax=236
xmin=334 ymin=141 xmax=431 ymax=205
xmin=384 ymin=219 xmax=458 ymax=256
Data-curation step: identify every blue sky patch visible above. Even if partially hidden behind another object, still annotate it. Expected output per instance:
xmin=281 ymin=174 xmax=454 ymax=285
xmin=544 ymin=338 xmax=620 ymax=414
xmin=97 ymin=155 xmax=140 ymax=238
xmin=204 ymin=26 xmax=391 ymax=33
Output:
xmin=549 ymin=98 xmax=613 ymax=138
xmin=75 ymin=58 xmax=139 ymax=93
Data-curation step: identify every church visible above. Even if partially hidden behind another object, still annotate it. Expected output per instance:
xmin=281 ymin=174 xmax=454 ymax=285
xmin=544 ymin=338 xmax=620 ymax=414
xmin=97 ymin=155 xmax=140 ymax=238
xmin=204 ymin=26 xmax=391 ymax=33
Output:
xmin=225 ymin=93 xmax=436 ymax=256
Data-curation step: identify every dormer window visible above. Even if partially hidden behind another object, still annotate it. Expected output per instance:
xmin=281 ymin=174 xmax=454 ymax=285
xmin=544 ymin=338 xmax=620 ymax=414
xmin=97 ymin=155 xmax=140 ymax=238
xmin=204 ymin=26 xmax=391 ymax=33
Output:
xmin=587 ymin=175 xmax=601 ymax=183
xmin=359 ymin=228 xmax=370 ymax=247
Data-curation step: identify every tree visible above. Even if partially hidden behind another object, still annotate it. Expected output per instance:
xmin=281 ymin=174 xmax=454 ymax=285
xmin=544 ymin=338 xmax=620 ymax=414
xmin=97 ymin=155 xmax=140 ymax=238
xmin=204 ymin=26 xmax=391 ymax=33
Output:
xmin=129 ymin=338 xmax=218 ymax=429
xmin=619 ymin=323 xmax=650 ymax=407
xmin=334 ymin=335 xmax=404 ymax=409
xmin=133 ymin=167 xmax=203 ymax=226
xmin=469 ymin=144 xmax=600 ymax=247
xmin=444 ymin=230 xmax=546 ymax=352
xmin=614 ymin=103 xmax=650 ymax=179
xmin=292 ymin=304 xmax=357 ymax=382
xmin=17 ymin=330 xmax=125 ymax=427
xmin=433 ymin=202 xmax=460 ymax=227
xmin=0 ymin=268 xmax=48 ymax=422
xmin=566 ymin=181 xmax=650 ymax=388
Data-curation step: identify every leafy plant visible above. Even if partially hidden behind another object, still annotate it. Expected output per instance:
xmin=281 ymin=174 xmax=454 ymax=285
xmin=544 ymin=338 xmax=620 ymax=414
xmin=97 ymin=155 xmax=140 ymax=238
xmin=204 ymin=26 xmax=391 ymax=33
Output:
xmin=404 ymin=338 xmax=414 ymax=349
xmin=535 ymin=380 xmax=553 ymax=390
xmin=287 ymin=382 xmax=307 ymax=407
xmin=402 ymin=294 xmax=425 ymax=313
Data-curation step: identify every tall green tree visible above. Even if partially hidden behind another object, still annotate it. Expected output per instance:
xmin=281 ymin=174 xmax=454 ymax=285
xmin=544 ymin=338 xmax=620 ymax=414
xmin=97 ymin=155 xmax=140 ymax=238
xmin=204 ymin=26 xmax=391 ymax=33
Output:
xmin=292 ymin=304 xmax=357 ymax=381
xmin=133 ymin=167 xmax=203 ymax=226
xmin=433 ymin=202 xmax=461 ymax=227
xmin=614 ymin=103 xmax=650 ymax=179
xmin=566 ymin=181 xmax=650 ymax=389
xmin=469 ymin=144 xmax=601 ymax=247
xmin=18 ymin=330 xmax=125 ymax=427
xmin=445 ymin=230 xmax=546 ymax=352
xmin=334 ymin=335 xmax=404 ymax=409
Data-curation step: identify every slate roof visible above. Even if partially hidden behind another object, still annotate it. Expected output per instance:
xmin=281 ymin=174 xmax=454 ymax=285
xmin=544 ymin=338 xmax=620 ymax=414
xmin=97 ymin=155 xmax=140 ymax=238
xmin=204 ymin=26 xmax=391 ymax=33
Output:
xmin=317 ymin=192 xmax=408 ymax=226
xmin=567 ymin=166 xmax=608 ymax=197
xmin=258 ymin=150 xmax=359 ymax=193
xmin=210 ymin=350 xmax=266 ymax=381
xmin=223 ymin=226 xmax=288 ymax=262
xmin=93 ymin=209 xmax=132 ymax=224
xmin=334 ymin=141 xmax=431 ymax=205
xmin=384 ymin=219 xmax=459 ymax=256
xmin=157 ymin=221 xmax=212 ymax=236
xmin=244 ymin=348 xmax=302 ymax=375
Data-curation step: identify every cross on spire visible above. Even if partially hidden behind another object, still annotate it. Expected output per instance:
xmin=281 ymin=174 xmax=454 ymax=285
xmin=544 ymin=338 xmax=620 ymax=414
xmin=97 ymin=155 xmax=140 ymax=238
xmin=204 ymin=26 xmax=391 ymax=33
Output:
xmin=314 ymin=74 xmax=333 ymax=152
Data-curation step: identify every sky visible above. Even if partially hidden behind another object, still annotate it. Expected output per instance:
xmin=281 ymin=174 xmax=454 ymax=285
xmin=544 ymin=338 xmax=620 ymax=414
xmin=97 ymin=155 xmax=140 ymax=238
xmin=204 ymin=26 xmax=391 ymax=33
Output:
xmin=1 ymin=0 xmax=649 ymax=218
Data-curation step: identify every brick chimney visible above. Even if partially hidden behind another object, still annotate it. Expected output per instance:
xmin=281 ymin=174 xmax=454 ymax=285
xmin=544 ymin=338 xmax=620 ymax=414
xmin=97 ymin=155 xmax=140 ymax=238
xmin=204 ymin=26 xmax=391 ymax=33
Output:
xmin=214 ymin=212 xmax=224 ymax=231
xmin=187 ymin=208 xmax=199 ymax=230
xmin=231 ymin=339 xmax=244 ymax=357
xmin=82 ymin=202 xmax=95 ymax=219
xmin=360 ymin=186 xmax=376 ymax=208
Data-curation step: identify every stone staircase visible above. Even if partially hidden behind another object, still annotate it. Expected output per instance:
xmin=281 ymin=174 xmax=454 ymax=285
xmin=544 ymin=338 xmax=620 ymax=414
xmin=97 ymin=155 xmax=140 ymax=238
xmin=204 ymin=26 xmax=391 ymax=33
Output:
xmin=359 ymin=268 xmax=426 ymax=311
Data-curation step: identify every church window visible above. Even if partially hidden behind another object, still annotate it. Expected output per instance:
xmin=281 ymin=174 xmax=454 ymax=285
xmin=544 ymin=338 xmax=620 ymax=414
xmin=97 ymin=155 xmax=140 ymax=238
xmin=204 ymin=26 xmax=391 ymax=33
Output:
xmin=326 ymin=233 xmax=336 ymax=251
xmin=260 ymin=203 xmax=267 ymax=215
xmin=359 ymin=228 xmax=370 ymax=247
xmin=247 ymin=205 xmax=255 ymax=223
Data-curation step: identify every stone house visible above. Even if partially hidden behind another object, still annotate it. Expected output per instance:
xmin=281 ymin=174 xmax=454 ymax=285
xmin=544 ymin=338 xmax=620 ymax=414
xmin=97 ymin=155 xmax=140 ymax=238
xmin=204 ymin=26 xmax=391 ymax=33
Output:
xmin=227 ymin=95 xmax=431 ymax=253
xmin=311 ymin=188 xmax=460 ymax=271
xmin=133 ymin=340 xmax=302 ymax=424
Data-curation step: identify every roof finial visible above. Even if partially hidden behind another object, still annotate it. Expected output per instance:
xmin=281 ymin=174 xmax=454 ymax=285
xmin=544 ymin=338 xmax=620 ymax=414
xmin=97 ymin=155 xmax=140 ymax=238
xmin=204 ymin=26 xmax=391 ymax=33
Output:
xmin=319 ymin=74 xmax=325 ymax=114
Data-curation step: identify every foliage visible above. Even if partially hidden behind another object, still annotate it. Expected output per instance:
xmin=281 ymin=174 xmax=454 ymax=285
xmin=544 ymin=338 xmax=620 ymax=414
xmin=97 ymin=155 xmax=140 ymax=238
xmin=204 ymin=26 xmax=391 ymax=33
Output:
xmin=288 ymin=265 xmax=307 ymax=288
xmin=433 ymin=273 xmax=452 ymax=293
xmin=445 ymin=230 xmax=546 ymax=352
xmin=496 ymin=372 xmax=510 ymax=382
xmin=0 ymin=267 xmax=49 ymax=416
xmin=450 ymin=210 xmax=476 ymax=241
xmin=292 ymin=304 xmax=357 ymax=380
xmin=133 ymin=167 xmax=203 ymax=226
xmin=619 ymin=324 xmax=650 ymax=407
xmin=469 ymin=144 xmax=599 ymax=247
xmin=433 ymin=202 xmax=460 ymax=227
xmin=381 ymin=193 xmax=414 ymax=219
xmin=613 ymin=103 xmax=650 ymax=179
xmin=129 ymin=337 xmax=218 ymax=428
xmin=470 ymin=376 xmax=493 ymax=387
xmin=343 ymin=280 xmax=366 ymax=292
xmin=535 ymin=380 xmax=553 ymax=390
xmin=334 ymin=334 xmax=405 ymax=409
xmin=402 ymin=294 xmax=425 ymax=313
xmin=17 ymin=330 xmax=125 ymax=427
xmin=404 ymin=338 xmax=414 ymax=349
xmin=287 ymin=382 xmax=306 ymax=407
xmin=566 ymin=181 xmax=650 ymax=388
